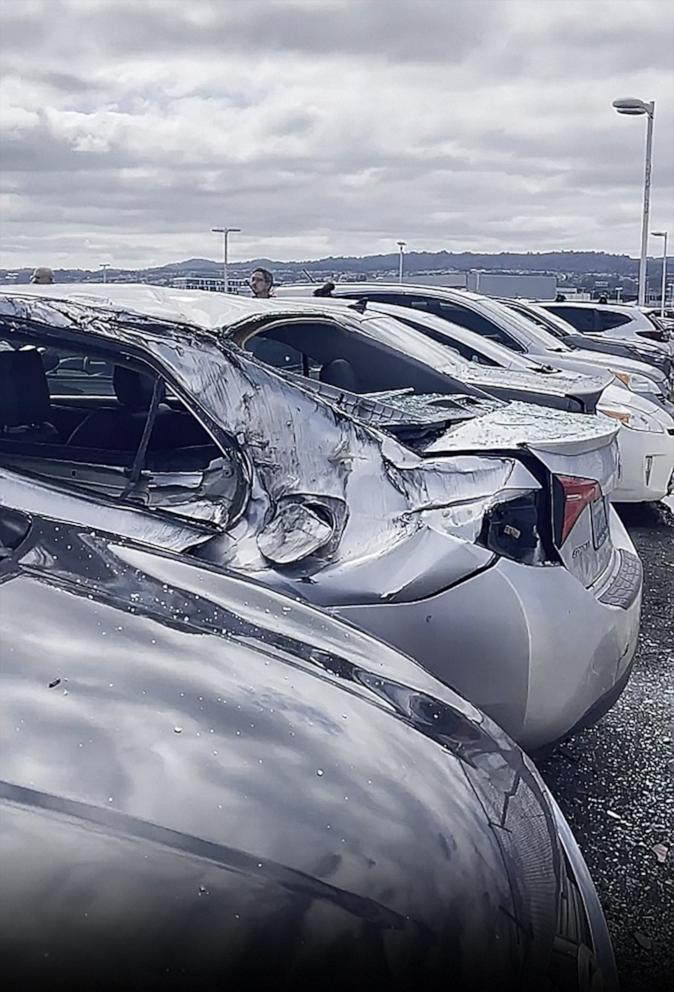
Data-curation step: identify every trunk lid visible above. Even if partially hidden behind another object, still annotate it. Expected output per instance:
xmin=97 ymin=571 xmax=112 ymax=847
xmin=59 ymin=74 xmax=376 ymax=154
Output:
xmin=454 ymin=363 xmax=609 ymax=413
xmin=283 ymin=378 xmax=620 ymax=589
xmin=422 ymin=401 xmax=619 ymax=588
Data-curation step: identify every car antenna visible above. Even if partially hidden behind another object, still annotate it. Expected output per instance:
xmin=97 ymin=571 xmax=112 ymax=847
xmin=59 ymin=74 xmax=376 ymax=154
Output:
xmin=348 ymin=298 xmax=368 ymax=313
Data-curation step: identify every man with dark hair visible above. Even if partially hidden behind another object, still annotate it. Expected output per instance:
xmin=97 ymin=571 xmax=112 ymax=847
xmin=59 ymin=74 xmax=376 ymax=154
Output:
xmin=249 ymin=268 xmax=274 ymax=298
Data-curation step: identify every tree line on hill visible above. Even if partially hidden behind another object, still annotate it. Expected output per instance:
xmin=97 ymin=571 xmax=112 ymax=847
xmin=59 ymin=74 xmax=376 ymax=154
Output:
xmin=2 ymin=249 xmax=671 ymax=284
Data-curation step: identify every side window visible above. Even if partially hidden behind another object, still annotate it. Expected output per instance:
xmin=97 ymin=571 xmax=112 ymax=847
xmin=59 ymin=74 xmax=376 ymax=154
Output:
xmin=397 ymin=315 xmax=498 ymax=366
xmin=0 ymin=336 xmax=247 ymax=527
xmin=549 ymin=307 xmax=597 ymax=333
xmin=46 ymin=348 xmax=115 ymax=397
xmin=427 ymin=302 xmax=526 ymax=352
xmin=238 ymin=318 xmax=452 ymax=397
xmin=341 ymin=291 xmax=406 ymax=308
xmin=596 ymin=311 xmax=631 ymax=331
xmin=245 ymin=334 xmax=305 ymax=372
xmin=441 ymin=338 xmax=496 ymax=365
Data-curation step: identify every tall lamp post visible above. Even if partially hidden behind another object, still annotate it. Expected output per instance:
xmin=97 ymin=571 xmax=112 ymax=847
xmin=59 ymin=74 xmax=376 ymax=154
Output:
xmin=612 ymin=97 xmax=655 ymax=307
xmin=212 ymin=226 xmax=241 ymax=294
xmin=397 ymin=240 xmax=406 ymax=284
xmin=101 ymin=263 xmax=110 ymax=284
xmin=651 ymin=231 xmax=668 ymax=317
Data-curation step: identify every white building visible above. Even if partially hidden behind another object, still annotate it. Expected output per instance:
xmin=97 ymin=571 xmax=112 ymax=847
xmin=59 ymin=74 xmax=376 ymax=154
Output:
xmin=171 ymin=275 xmax=250 ymax=294
xmin=465 ymin=271 xmax=557 ymax=299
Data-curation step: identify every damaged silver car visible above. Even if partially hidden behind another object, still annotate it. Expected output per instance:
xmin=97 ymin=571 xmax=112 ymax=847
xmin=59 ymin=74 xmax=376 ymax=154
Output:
xmin=0 ymin=286 xmax=643 ymax=750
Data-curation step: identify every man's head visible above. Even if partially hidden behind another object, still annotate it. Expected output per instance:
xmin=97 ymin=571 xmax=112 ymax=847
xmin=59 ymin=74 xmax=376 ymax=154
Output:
xmin=250 ymin=268 xmax=274 ymax=298
xmin=31 ymin=267 xmax=55 ymax=284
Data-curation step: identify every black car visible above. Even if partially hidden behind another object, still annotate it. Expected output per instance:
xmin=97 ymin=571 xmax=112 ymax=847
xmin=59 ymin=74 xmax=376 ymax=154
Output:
xmin=0 ymin=499 xmax=616 ymax=990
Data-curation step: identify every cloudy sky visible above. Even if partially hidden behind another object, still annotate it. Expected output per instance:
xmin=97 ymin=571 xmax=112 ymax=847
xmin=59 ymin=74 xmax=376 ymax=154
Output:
xmin=1 ymin=0 xmax=673 ymax=269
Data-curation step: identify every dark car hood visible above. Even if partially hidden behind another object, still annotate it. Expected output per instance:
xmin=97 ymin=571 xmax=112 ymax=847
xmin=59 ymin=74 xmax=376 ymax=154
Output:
xmin=0 ymin=512 xmax=570 ymax=989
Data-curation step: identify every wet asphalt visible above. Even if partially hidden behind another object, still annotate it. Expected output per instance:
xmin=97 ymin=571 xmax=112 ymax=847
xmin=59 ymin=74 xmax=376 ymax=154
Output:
xmin=537 ymin=500 xmax=674 ymax=992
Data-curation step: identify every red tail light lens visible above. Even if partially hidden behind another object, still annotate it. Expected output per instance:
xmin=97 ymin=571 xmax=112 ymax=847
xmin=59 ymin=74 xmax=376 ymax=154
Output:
xmin=557 ymin=475 xmax=602 ymax=544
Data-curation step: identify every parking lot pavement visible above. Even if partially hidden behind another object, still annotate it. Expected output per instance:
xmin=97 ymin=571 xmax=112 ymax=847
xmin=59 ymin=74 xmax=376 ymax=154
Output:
xmin=538 ymin=501 xmax=674 ymax=992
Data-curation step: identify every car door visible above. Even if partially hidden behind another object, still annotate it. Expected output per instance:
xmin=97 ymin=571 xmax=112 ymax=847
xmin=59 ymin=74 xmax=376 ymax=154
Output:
xmin=0 ymin=335 xmax=251 ymax=554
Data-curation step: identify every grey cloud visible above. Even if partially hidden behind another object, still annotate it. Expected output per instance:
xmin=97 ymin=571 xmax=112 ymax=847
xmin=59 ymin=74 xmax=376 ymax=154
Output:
xmin=34 ymin=70 xmax=104 ymax=94
xmin=3 ymin=0 xmax=506 ymax=66
xmin=0 ymin=0 xmax=672 ymax=268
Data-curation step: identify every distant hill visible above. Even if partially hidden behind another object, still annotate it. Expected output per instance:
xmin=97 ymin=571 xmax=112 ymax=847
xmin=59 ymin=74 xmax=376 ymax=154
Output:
xmin=2 ymin=249 xmax=670 ymax=285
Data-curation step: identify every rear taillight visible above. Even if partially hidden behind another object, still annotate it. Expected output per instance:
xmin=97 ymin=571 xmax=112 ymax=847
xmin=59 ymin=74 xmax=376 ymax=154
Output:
xmin=479 ymin=492 xmax=551 ymax=565
xmin=556 ymin=475 xmax=601 ymax=544
xmin=637 ymin=328 xmax=669 ymax=342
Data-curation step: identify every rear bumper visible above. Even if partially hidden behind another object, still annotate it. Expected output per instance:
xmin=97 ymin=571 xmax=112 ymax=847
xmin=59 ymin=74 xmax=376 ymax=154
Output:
xmin=332 ymin=512 xmax=641 ymax=752
xmin=536 ymin=652 xmax=634 ymax=754
xmin=612 ymin=423 xmax=674 ymax=501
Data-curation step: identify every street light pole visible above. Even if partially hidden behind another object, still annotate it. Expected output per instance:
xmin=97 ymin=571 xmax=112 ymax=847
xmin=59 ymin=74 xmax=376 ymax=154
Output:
xmin=612 ymin=97 xmax=655 ymax=307
xmin=651 ymin=231 xmax=668 ymax=318
xmin=397 ymin=241 xmax=406 ymax=284
xmin=101 ymin=263 xmax=110 ymax=284
xmin=639 ymin=107 xmax=655 ymax=306
xmin=211 ymin=227 xmax=241 ymax=294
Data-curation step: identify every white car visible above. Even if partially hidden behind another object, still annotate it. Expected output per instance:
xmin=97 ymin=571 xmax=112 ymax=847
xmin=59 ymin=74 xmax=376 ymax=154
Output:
xmin=540 ymin=301 xmax=673 ymax=357
xmin=501 ymin=298 xmax=673 ymax=407
xmin=278 ymin=288 xmax=674 ymax=504
xmin=378 ymin=302 xmax=674 ymax=504
xmin=361 ymin=301 xmax=674 ymax=504
xmin=278 ymin=282 xmax=674 ymax=398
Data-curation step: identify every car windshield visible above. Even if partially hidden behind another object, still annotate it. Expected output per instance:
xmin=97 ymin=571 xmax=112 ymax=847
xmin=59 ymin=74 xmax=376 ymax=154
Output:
xmin=377 ymin=306 xmax=549 ymax=372
xmin=359 ymin=312 xmax=475 ymax=371
xmin=506 ymin=302 xmax=576 ymax=340
xmin=477 ymin=297 xmax=572 ymax=353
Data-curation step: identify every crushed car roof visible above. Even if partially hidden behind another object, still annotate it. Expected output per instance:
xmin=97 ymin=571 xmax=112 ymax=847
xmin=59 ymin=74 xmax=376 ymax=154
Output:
xmin=0 ymin=282 xmax=351 ymax=335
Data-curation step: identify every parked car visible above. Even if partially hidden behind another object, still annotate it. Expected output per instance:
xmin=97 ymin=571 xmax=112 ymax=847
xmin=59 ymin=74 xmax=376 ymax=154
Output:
xmin=277 ymin=286 xmax=674 ymax=503
xmin=0 ymin=499 xmax=618 ymax=990
xmin=642 ymin=306 xmax=674 ymax=333
xmin=278 ymin=282 xmax=674 ymax=394
xmin=0 ymin=286 xmax=642 ymax=750
xmin=499 ymin=298 xmax=673 ymax=405
xmin=347 ymin=299 xmax=674 ymax=504
xmin=539 ymin=300 xmax=673 ymax=356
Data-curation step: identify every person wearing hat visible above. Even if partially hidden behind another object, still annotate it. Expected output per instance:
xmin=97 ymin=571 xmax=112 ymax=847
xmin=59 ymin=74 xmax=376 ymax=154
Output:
xmin=31 ymin=267 xmax=55 ymax=284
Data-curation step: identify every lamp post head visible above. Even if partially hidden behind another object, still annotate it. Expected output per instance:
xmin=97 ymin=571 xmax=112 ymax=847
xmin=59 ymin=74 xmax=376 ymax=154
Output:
xmin=651 ymin=231 xmax=667 ymax=238
xmin=612 ymin=97 xmax=653 ymax=117
xmin=397 ymin=241 xmax=406 ymax=249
